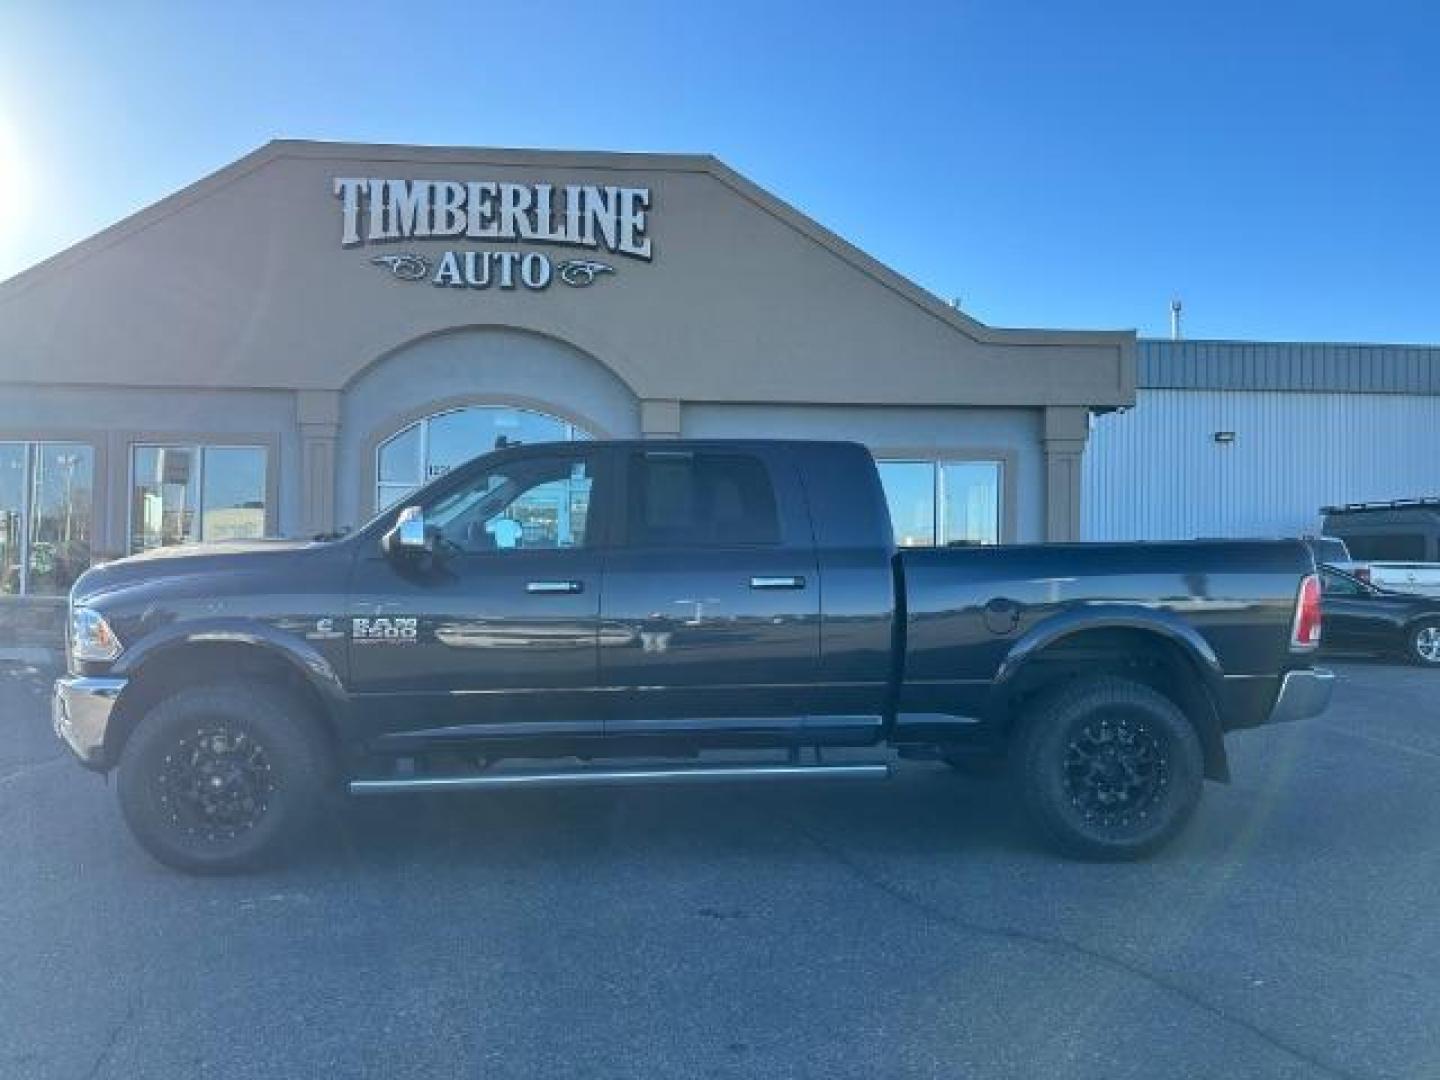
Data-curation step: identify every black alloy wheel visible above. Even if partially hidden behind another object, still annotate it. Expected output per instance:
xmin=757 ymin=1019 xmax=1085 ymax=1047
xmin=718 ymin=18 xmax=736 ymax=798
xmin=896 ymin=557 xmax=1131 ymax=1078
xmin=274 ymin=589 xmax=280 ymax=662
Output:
xmin=1062 ymin=712 xmax=1168 ymax=830
xmin=154 ymin=724 xmax=277 ymax=843
xmin=1012 ymin=676 xmax=1204 ymax=860
xmin=117 ymin=683 xmax=331 ymax=874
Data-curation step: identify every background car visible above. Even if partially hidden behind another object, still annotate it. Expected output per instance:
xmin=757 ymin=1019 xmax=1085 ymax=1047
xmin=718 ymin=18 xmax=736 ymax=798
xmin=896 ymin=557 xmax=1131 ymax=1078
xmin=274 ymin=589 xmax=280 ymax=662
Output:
xmin=1319 ymin=565 xmax=1440 ymax=665
xmin=1321 ymin=501 xmax=1440 ymax=595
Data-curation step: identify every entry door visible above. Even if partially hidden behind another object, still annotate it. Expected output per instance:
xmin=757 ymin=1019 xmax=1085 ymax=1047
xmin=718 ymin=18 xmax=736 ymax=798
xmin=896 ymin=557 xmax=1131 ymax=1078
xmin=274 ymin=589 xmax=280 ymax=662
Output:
xmin=598 ymin=447 xmax=821 ymax=736
xmin=347 ymin=448 xmax=610 ymax=744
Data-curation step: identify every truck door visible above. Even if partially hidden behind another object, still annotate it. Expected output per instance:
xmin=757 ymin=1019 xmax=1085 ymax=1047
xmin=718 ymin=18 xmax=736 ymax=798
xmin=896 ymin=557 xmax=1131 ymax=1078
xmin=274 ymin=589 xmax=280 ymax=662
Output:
xmin=598 ymin=446 xmax=821 ymax=738
xmin=346 ymin=446 xmax=611 ymax=744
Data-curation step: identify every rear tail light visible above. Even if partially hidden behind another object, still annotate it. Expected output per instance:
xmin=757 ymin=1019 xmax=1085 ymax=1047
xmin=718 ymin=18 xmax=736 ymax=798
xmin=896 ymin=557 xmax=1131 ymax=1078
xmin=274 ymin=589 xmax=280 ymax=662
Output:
xmin=1291 ymin=573 xmax=1322 ymax=650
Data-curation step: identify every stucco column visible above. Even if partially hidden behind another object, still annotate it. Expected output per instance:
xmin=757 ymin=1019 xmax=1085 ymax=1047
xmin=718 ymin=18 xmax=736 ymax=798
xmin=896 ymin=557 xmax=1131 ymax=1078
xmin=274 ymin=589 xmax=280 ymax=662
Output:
xmin=297 ymin=390 xmax=341 ymax=536
xmin=640 ymin=398 xmax=682 ymax=439
xmin=1043 ymin=406 xmax=1089 ymax=542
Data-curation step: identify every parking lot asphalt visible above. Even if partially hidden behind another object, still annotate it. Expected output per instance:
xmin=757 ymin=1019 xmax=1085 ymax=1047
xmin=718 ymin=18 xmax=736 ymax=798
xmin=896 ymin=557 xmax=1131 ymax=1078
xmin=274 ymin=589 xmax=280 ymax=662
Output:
xmin=2 ymin=659 xmax=1439 ymax=1080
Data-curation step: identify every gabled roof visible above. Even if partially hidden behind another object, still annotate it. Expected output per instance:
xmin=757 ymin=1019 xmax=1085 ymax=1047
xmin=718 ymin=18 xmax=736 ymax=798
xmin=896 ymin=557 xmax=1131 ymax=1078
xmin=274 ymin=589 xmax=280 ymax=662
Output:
xmin=0 ymin=139 xmax=1128 ymax=351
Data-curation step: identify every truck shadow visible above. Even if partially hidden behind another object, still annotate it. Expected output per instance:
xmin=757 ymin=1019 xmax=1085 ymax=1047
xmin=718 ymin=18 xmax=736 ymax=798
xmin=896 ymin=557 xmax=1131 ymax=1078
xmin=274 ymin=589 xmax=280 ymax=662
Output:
xmin=303 ymin=767 xmax=1040 ymax=873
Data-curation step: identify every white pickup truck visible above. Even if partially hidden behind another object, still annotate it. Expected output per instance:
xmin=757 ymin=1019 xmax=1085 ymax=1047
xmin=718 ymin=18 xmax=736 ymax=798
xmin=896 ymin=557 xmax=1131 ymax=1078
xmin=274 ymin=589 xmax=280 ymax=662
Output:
xmin=1319 ymin=501 xmax=1440 ymax=597
xmin=1358 ymin=562 xmax=1440 ymax=597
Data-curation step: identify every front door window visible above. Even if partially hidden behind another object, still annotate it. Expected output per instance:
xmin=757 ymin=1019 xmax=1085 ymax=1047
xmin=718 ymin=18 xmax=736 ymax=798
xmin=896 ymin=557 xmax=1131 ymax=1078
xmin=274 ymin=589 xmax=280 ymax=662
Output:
xmin=375 ymin=405 xmax=591 ymax=512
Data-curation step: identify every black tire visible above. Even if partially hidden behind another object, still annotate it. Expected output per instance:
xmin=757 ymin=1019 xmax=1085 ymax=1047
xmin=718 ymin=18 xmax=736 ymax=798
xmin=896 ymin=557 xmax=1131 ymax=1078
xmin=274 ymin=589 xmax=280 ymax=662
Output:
xmin=1406 ymin=620 xmax=1440 ymax=666
xmin=1011 ymin=676 xmax=1204 ymax=861
xmin=116 ymin=682 xmax=332 ymax=874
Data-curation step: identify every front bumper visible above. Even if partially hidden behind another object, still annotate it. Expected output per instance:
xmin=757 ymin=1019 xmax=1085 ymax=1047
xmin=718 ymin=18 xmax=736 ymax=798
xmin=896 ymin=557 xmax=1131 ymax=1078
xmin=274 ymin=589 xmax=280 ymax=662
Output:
xmin=1266 ymin=667 xmax=1334 ymax=725
xmin=53 ymin=675 xmax=127 ymax=770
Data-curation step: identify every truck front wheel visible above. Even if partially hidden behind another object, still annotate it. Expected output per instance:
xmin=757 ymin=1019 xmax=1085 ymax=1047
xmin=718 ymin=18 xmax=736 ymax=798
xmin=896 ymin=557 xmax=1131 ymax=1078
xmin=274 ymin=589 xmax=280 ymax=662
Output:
xmin=1012 ymin=676 xmax=1204 ymax=861
xmin=116 ymin=682 xmax=332 ymax=874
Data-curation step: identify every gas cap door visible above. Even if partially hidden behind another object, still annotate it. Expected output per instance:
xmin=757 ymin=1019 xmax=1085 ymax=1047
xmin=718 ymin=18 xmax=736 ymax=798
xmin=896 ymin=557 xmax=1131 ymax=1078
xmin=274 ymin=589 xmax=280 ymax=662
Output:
xmin=982 ymin=596 xmax=1022 ymax=635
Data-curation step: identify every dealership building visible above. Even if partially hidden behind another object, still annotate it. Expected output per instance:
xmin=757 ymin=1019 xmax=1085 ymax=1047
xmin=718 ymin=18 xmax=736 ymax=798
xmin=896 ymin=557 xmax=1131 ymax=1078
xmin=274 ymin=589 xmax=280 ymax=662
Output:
xmin=0 ymin=139 xmax=1136 ymax=646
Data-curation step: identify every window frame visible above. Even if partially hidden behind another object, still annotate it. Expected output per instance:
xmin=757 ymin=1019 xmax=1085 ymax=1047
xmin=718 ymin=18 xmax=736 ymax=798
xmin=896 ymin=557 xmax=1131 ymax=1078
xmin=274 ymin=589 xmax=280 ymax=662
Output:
xmin=0 ymin=434 xmax=102 ymax=599
xmin=874 ymin=450 xmax=1012 ymax=548
xmin=126 ymin=440 xmax=274 ymax=554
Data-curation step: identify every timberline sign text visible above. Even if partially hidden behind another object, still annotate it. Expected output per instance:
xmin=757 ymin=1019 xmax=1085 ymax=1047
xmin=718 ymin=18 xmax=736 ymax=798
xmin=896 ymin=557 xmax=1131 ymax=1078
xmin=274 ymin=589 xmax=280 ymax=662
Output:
xmin=334 ymin=177 xmax=652 ymax=292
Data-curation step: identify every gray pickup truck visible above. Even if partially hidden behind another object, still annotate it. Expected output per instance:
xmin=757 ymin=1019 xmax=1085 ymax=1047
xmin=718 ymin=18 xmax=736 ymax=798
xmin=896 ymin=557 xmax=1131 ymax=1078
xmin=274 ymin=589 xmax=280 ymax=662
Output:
xmin=56 ymin=439 xmax=1333 ymax=873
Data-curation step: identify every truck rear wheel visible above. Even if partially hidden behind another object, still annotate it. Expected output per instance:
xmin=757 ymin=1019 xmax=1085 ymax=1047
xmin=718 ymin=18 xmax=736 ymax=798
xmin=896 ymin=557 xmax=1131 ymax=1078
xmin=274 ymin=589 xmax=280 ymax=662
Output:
xmin=1012 ymin=676 xmax=1204 ymax=861
xmin=116 ymin=682 xmax=332 ymax=874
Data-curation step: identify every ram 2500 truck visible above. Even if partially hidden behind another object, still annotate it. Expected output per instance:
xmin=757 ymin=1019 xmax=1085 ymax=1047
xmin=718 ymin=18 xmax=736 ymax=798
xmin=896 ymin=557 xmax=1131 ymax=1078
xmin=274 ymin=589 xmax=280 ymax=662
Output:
xmin=55 ymin=440 xmax=1333 ymax=873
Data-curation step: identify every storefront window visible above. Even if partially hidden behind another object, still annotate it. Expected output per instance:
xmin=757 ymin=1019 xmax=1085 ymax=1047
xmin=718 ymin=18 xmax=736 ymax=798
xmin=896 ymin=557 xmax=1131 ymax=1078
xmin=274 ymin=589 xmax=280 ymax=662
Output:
xmin=0 ymin=441 xmax=95 ymax=596
xmin=0 ymin=445 xmax=24 ymax=596
xmin=877 ymin=459 xmax=1002 ymax=547
xmin=130 ymin=444 xmax=267 ymax=552
xmin=941 ymin=461 xmax=1001 ymax=546
xmin=376 ymin=405 xmax=591 ymax=512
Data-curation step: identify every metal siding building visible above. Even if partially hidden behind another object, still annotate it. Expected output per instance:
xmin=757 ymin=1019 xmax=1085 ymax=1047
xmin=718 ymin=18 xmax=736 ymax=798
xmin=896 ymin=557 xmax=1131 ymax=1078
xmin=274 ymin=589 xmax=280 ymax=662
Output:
xmin=1085 ymin=340 xmax=1440 ymax=541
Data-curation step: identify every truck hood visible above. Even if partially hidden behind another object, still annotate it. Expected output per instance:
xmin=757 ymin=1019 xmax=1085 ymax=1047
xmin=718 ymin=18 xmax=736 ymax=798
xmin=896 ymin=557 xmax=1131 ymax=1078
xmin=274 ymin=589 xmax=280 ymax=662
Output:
xmin=119 ymin=539 xmax=318 ymax=563
xmin=72 ymin=539 xmax=333 ymax=603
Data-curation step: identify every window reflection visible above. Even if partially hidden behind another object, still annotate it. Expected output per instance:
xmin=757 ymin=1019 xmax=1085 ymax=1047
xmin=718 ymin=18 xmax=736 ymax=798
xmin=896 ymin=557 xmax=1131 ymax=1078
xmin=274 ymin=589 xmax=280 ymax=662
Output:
xmin=0 ymin=445 xmax=23 ymax=596
xmin=0 ymin=441 xmax=94 ymax=595
xmin=941 ymin=462 xmax=1001 ymax=546
xmin=200 ymin=447 xmax=267 ymax=542
xmin=29 ymin=444 xmax=95 ymax=594
xmin=429 ymin=456 xmax=594 ymax=552
xmin=877 ymin=461 xmax=936 ymax=547
xmin=131 ymin=445 xmax=266 ymax=552
xmin=878 ymin=458 xmax=1002 ymax=547
xmin=376 ymin=406 xmax=590 ymax=512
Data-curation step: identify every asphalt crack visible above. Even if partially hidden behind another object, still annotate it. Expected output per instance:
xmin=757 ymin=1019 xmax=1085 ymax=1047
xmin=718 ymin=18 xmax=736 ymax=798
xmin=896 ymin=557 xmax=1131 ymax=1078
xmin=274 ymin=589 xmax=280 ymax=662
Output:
xmin=83 ymin=997 xmax=138 ymax=1080
xmin=785 ymin=813 xmax=1363 ymax=1080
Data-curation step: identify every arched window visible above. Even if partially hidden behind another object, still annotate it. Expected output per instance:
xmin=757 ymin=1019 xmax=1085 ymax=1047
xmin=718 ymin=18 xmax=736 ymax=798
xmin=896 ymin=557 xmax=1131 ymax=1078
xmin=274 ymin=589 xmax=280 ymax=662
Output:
xmin=375 ymin=405 xmax=591 ymax=511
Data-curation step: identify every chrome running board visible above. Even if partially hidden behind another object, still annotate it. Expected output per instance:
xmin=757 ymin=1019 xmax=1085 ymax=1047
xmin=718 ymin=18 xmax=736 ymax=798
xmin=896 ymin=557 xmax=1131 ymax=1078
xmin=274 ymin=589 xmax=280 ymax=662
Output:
xmin=349 ymin=761 xmax=890 ymax=795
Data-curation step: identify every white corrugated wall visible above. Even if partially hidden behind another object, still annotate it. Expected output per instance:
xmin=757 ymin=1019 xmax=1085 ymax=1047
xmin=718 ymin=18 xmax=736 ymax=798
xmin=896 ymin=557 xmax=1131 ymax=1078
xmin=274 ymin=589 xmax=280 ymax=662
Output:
xmin=1083 ymin=389 xmax=1440 ymax=540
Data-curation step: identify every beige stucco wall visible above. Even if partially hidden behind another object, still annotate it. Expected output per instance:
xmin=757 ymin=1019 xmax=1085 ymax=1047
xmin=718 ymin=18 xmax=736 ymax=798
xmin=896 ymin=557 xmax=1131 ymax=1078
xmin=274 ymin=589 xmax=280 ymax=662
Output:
xmin=0 ymin=142 xmax=1133 ymax=406
xmin=0 ymin=140 xmax=1137 ymax=545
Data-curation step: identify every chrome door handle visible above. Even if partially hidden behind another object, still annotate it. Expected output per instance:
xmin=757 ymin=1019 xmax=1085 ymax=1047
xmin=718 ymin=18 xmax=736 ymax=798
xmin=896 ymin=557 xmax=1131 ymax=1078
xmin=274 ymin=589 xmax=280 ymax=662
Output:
xmin=750 ymin=575 xmax=805 ymax=590
xmin=527 ymin=580 xmax=584 ymax=594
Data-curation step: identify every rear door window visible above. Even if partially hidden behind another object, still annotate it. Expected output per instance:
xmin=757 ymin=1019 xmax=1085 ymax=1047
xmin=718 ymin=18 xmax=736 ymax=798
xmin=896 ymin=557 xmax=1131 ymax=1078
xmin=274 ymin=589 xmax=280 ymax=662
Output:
xmin=626 ymin=451 xmax=780 ymax=547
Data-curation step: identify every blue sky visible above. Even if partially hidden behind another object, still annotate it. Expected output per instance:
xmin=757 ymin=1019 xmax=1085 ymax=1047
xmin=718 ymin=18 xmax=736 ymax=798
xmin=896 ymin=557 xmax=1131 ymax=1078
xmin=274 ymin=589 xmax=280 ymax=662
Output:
xmin=0 ymin=0 xmax=1435 ymax=341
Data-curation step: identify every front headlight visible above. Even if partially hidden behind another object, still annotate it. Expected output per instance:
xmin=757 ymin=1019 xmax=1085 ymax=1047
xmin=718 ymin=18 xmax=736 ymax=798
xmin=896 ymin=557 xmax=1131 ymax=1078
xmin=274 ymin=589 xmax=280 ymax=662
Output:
xmin=70 ymin=606 xmax=122 ymax=663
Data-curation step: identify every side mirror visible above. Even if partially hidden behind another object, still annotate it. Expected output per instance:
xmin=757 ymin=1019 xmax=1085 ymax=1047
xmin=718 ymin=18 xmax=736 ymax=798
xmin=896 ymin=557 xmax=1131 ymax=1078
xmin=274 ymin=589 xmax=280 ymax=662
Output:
xmin=382 ymin=506 xmax=433 ymax=557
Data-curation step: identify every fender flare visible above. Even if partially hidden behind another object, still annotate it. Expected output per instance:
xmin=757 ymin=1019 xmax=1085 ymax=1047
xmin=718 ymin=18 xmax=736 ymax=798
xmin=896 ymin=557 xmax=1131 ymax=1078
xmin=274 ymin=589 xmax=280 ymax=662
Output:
xmin=991 ymin=605 xmax=1230 ymax=780
xmin=110 ymin=619 xmax=348 ymax=739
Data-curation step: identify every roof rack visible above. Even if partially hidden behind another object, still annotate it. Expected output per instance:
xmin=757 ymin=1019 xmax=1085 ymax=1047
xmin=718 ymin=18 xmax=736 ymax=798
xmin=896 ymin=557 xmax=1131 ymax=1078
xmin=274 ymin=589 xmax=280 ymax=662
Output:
xmin=1321 ymin=498 xmax=1440 ymax=514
